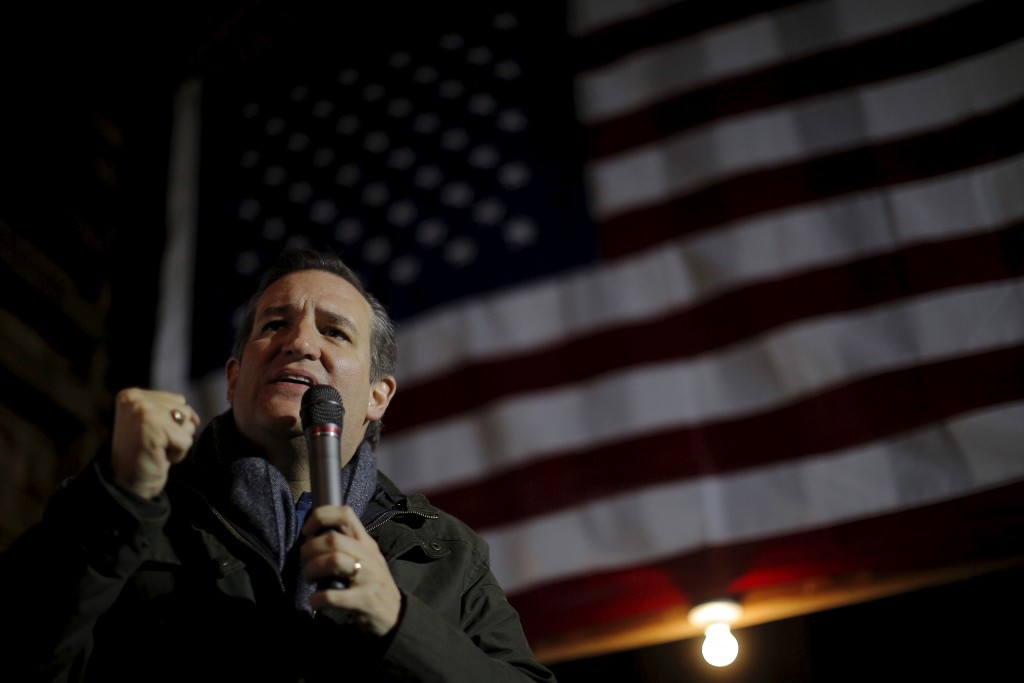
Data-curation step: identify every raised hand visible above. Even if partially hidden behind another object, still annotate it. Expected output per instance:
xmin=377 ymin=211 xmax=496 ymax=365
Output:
xmin=111 ymin=387 xmax=199 ymax=499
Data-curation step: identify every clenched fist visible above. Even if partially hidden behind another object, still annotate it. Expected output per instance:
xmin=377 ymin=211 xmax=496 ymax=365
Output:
xmin=111 ymin=388 xmax=199 ymax=499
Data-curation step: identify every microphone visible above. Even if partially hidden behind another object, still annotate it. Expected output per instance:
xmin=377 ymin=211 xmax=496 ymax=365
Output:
xmin=300 ymin=384 xmax=347 ymax=589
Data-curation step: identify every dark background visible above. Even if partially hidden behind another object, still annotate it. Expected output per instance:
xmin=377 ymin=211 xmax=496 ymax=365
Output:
xmin=547 ymin=563 xmax=1023 ymax=680
xmin=1 ymin=4 xmax=1020 ymax=680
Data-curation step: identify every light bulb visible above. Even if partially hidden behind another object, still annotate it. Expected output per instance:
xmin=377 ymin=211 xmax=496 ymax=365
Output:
xmin=688 ymin=598 xmax=743 ymax=668
xmin=701 ymin=622 xmax=739 ymax=667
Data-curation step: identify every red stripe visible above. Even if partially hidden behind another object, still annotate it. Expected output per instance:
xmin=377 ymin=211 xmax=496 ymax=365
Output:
xmin=576 ymin=0 xmax=805 ymax=69
xmin=599 ymin=99 xmax=1024 ymax=258
xmin=584 ymin=0 xmax=1022 ymax=158
xmin=384 ymin=222 xmax=1024 ymax=433
xmin=424 ymin=344 xmax=1024 ymax=530
xmin=511 ymin=479 xmax=1024 ymax=641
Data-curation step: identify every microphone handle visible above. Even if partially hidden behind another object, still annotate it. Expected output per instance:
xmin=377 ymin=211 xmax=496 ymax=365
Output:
xmin=308 ymin=425 xmax=343 ymax=508
xmin=307 ymin=424 xmax=348 ymax=590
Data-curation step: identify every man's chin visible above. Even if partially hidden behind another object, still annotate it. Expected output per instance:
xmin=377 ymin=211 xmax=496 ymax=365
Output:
xmin=268 ymin=414 xmax=303 ymax=435
xmin=248 ymin=409 xmax=302 ymax=439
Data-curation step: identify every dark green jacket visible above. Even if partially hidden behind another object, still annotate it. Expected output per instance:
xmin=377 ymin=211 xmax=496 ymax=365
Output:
xmin=0 ymin=419 xmax=555 ymax=683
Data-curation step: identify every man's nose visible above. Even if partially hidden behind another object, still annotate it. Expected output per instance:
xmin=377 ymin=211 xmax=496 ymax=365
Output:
xmin=283 ymin=320 xmax=321 ymax=358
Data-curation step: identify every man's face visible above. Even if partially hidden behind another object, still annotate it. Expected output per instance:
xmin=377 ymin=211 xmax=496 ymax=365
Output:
xmin=226 ymin=270 xmax=395 ymax=463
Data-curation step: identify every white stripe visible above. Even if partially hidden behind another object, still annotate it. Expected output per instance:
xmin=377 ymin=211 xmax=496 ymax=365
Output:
xmin=568 ymin=0 xmax=680 ymax=37
xmin=393 ymin=155 xmax=1024 ymax=387
xmin=377 ymin=278 xmax=1024 ymax=493
xmin=589 ymin=39 xmax=1024 ymax=220
xmin=487 ymin=400 xmax=1024 ymax=593
xmin=862 ymin=40 xmax=1024 ymax=140
xmin=574 ymin=0 xmax=980 ymax=122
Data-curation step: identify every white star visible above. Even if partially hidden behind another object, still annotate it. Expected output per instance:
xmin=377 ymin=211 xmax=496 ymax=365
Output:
xmin=444 ymin=237 xmax=478 ymax=266
xmin=468 ymin=144 xmax=500 ymax=169
xmin=473 ymin=197 xmax=506 ymax=226
xmin=498 ymin=161 xmax=531 ymax=190
xmin=416 ymin=218 xmax=448 ymax=247
xmin=237 ymin=198 xmax=261 ymax=221
xmin=309 ymin=199 xmax=338 ymax=225
xmin=263 ymin=217 xmax=286 ymax=240
xmin=390 ymin=255 xmax=422 ymax=284
xmin=467 ymin=46 xmax=493 ymax=66
xmin=265 ymin=117 xmax=286 ymax=136
xmin=363 ymin=236 xmax=393 ymax=264
xmin=503 ymin=215 xmax=538 ymax=249
xmin=441 ymin=128 xmax=470 ymax=151
xmin=442 ymin=181 xmax=473 ymax=208
xmin=336 ymin=163 xmax=361 ymax=187
xmin=334 ymin=218 xmax=364 ymax=245
xmin=388 ymin=199 xmax=417 ymax=227
xmin=264 ymin=165 xmax=287 ymax=187
xmin=362 ymin=181 xmax=390 ymax=207
xmin=288 ymin=181 xmax=313 ymax=203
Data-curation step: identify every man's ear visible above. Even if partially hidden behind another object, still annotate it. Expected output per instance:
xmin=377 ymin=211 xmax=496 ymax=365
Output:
xmin=225 ymin=357 xmax=240 ymax=404
xmin=367 ymin=375 xmax=397 ymax=421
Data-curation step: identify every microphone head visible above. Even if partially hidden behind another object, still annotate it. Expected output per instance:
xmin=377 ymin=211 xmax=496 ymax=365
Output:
xmin=300 ymin=384 xmax=344 ymax=428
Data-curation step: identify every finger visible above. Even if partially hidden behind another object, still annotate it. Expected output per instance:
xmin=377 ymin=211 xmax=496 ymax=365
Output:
xmin=299 ymin=525 xmax=356 ymax=564
xmin=302 ymin=505 xmax=352 ymax=538
xmin=119 ymin=390 xmax=196 ymax=435
xmin=301 ymin=539 xmax=362 ymax=588
xmin=167 ymin=401 xmax=201 ymax=429
xmin=304 ymin=550 xmax=362 ymax=585
xmin=166 ymin=407 xmax=199 ymax=437
xmin=165 ymin=428 xmax=196 ymax=464
xmin=307 ymin=549 xmax=402 ymax=636
xmin=132 ymin=394 xmax=197 ymax=463
xmin=157 ymin=401 xmax=198 ymax=463
xmin=303 ymin=504 xmax=370 ymax=540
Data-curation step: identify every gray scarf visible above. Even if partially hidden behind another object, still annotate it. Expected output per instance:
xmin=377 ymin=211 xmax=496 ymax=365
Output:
xmin=192 ymin=411 xmax=378 ymax=610
xmin=225 ymin=439 xmax=378 ymax=569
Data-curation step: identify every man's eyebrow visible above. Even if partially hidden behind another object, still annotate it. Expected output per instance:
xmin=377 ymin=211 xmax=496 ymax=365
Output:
xmin=319 ymin=309 xmax=358 ymax=333
xmin=258 ymin=304 xmax=298 ymax=319
xmin=257 ymin=304 xmax=359 ymax=333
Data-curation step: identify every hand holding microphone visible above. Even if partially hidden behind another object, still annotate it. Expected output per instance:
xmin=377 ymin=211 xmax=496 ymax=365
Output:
xmin=300 ymin=384 xmax=349 ymax=590
xmin=300 ymin=384 xmax=404 ymax=633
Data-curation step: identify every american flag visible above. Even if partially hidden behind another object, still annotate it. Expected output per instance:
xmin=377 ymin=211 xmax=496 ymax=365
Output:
xmin=156 ymin=0 xmax=1024 ymax=662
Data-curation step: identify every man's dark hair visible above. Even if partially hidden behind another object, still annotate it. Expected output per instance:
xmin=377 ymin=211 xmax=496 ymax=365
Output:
xmin=232 ymin=249 xmax=397 ymax=449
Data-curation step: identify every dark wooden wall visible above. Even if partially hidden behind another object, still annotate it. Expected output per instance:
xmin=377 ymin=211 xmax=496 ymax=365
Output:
xmin=0 ymin=3 xmax=240 ymax=548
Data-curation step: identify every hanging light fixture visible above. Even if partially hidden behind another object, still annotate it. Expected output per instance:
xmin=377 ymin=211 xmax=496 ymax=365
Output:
xmin=688 ymin=599 xmax=743 ymax=667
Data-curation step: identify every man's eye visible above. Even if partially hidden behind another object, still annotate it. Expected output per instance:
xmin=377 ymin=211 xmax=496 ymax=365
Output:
xmin=261 ymin=320 xmax=286 ymax=332
xmin=323 ymin=327 xmax=346 ymax=339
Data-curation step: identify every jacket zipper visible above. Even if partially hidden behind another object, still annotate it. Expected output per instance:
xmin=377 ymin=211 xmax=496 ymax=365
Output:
xmin=204 ymin=497 xmax=287 ymax=593
xmin=365 ymin=507 xmax=438 ymax=533
xmin=187 ymin=485 xmax=439 ymax=610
